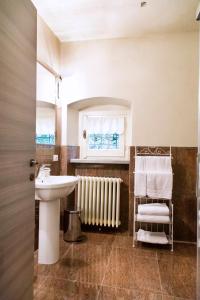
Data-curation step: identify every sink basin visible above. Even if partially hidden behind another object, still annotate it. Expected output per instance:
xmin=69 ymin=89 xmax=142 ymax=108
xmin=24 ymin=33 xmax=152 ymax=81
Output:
xmin=35 ymin=176 xmax=79 ymax=201
xmin=35 ymin=175 xmax=79 ymax=265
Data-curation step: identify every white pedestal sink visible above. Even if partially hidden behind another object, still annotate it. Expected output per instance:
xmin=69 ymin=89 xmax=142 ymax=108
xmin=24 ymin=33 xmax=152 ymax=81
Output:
xmin=35 ymin=176 xmax=79 ymax=265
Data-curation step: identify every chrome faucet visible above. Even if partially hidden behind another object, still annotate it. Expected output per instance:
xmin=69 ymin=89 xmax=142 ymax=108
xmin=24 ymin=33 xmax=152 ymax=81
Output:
xmin=37 ymin=164 xmax=51 ymax=179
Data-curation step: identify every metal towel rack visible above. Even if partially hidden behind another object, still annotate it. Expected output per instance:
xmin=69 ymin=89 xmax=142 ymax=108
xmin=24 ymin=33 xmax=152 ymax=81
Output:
xmin=133 ymin=146 xmax=174 ymax=252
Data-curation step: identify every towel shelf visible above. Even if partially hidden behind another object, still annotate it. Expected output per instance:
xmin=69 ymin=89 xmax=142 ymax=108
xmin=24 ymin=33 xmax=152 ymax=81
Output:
xmin=133 ymin=146 xmax=174 ymax=252
xmin=133 ymin=198 xmax=174 ymax=251
xmin=133 ymin=196 xmax=173 ymax=201
xmin=137 ymin=232 xmax=172 ymax=245
xmin=136 ymin=214 xmax=171 ymax=224
xmin=136 ymin=229 xmax=169 ymax=245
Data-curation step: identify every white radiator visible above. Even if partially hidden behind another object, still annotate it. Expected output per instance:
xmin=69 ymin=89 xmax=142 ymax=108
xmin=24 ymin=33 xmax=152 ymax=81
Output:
xmin=77 ymin=176 xmax=122 ymax=228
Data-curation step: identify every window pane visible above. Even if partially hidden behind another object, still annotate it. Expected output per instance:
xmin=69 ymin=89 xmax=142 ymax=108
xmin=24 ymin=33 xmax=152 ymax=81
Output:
xmin=88 ymin=133 xmax=119 ymax=150
xmin=36 ymin=134 xmax=55 ymax=145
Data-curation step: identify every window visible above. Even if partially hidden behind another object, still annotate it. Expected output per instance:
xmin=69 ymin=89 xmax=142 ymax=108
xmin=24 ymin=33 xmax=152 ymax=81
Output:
xmin=88 ymin=133 xmax=120 ymax=150
xmin=80 ymin=111 xmax=128 ymax=159
xmin=36 ymin=134 xmax=55 ymax=145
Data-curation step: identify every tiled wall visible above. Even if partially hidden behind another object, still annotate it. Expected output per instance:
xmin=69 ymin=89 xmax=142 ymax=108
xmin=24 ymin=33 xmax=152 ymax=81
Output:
xmin=36 ymin=144 xmax=60 ymax=175
xmin=129 ymin=146 xmax=197 ymax=242
xmin=60 ymin=146 xmax=80 ymax=176
xmin=60 ymin=146 xmax=80 ymax=213
xmin=172 ymin=147 xmax=197 ymax=242
xmin=35 ymin=145 xmax=197 ymax=246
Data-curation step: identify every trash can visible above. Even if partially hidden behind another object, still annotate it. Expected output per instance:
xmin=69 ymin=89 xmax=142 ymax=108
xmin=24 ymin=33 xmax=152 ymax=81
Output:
xmin=63 ymin=210 xmax=82 ymax=242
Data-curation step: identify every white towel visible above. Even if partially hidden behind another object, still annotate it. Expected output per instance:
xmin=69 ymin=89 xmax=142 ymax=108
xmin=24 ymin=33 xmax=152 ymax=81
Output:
xmin=138 ymin=203 xmax=169 ymax=216
xmin=135 ymin=156 xmax=146 ymax=172
xmin=147 ymin=172 xmax=173 ymax=200
xmin=134 ymin=157 xmax=147 ymax=197
xmin=137 ymin=229 xmax=168 ymax=244
xmin=145 ymin=156 xmax=172 ymax=173
xmin=134 ymin=156 xmax=173 ymax=199
xmin=136 ymin=214 xmax=170 ymax=223
xmin=134 ymin=172 xmax=146 ymax=197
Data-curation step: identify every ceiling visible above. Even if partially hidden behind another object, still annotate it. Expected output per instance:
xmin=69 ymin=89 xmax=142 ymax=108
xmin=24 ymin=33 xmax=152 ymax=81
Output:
xmin=31 ymin=0 xmax=199 ymax=42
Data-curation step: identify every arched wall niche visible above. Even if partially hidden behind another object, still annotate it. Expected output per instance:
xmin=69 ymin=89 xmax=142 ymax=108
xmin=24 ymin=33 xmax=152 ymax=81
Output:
xmin=64 ymin=97 xmax=133 ymax=150
xmin=67 ymin=96 xmax=131 ymax=110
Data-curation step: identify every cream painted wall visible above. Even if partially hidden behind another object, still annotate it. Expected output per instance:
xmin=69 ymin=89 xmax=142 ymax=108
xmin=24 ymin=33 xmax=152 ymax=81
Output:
xmin=67 ymin=107 xmax=79 ymax=146
xmin=37 ymin=15 xmax=60 ymax=73
xmin=60 ymin=32 xmax=198 ymax=146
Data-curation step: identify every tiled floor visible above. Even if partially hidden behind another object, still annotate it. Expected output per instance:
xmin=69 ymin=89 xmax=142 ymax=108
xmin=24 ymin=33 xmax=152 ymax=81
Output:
xmin=34 ymin=232 xmax=196 ymax=300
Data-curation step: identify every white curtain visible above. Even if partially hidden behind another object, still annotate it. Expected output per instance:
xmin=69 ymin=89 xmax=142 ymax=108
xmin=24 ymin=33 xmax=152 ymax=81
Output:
xmin=87 ymin=116 xmax=124 ymax=134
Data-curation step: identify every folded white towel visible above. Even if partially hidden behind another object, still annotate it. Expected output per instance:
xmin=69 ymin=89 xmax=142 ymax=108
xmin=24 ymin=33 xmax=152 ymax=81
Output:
xmin=147 ymin=172 xmax=173 ymax=200
xmin=138 ymin=203 xmax=169 ymax=216
xmin=134 ymin=172 xmax=146 ymax=197
xmin=137 ymin=229 xmax=168 ymax=244
xmin=145 ymin=156 xmax=172 ymax=173
xmin=136 ymin=214 xmax=170 ymax=223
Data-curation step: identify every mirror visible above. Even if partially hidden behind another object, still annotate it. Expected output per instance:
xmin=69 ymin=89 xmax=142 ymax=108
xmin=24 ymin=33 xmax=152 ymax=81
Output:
xmin=36 ymin=62 xmax=57 ymax=145
xmin=36 ymin=101 xmax=56 ymax=145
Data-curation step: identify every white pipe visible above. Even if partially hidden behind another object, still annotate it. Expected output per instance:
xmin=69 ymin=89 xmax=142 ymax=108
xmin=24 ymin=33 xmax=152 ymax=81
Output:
xmin=108 ymin=178 xmax=112 ymax=227
xmin=96 ymin=179 xmax=100 ymax=225
xmin=92 ymin=177 xmax=96 ymax=225
xmin=112 ymin=179 xmax=116 ymax=227
xmin=88 ymin=177 xmax=92 ymax=225
xmin=100 ymin=178 xmax=104 ymax=226
xmin=81 ymin=177 xmax=85 ymax=221
xmin=84 ymin=177 xmax=89 ymax=224
xmin=116 ymin=178 xmax=120 ymax=228
xmin=104 ymin=178 xmax=108 ymax=226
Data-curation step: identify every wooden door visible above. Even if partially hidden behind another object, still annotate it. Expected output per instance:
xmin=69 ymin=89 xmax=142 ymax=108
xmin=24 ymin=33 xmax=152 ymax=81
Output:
xmin=197 ymin=11 xmax=200 ymax=299
xmin=0 ymin=1 xmax=36 ymax=299
xmin=197 ymin=154 xmax=200 ymax=298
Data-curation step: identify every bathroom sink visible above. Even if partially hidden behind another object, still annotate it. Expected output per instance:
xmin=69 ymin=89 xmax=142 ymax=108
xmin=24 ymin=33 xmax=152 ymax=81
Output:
xmin=35 ymin=175 xmax=79 ymax=201
xmin=35 ymin=175 xmax=79 ymax=265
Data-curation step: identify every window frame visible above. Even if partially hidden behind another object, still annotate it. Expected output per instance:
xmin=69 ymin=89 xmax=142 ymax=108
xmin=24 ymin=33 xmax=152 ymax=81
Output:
xmin=79 ymin=110 xmax=128 ymax=159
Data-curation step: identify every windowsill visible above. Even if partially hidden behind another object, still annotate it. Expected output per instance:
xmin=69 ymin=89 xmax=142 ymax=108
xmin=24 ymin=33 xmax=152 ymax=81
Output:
xmin=70 ymin=158 xmax=129 ymax=165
